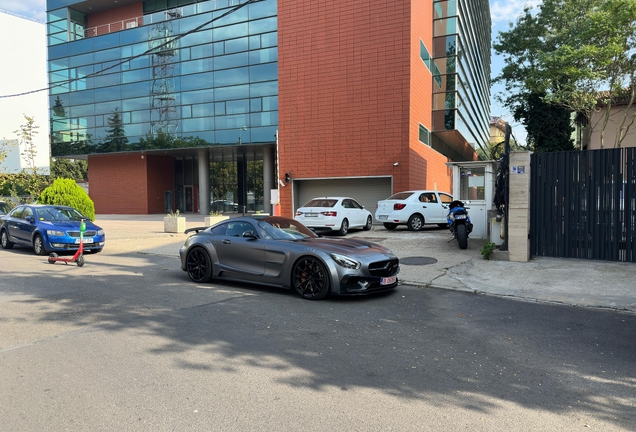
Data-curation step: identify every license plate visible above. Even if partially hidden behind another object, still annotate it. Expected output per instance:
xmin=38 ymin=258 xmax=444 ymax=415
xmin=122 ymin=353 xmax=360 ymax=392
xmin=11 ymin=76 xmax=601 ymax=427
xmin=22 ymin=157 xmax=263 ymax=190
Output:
xmin=455 ymin=214 xmax=467 ymax=219
xmin=305 ymin=213 xmax=318 ymax=217
xmin=380 ymin=276 xmax=396 ymax=285
xmin=74 ymin=237 xmax=93 ymax=244
xmin=377 ymin=215 xmax=388 ymax=220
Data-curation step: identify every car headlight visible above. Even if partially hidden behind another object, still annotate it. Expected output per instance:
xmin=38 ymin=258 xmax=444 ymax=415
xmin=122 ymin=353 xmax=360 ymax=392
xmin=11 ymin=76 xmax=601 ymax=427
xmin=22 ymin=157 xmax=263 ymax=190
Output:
xmin=47 ymin=230 xmax=65 ymax=236
xmin=330 ymin=253 xmax=361 ymax=270
xmin=97 ymin=229 xmax=105 ymax=235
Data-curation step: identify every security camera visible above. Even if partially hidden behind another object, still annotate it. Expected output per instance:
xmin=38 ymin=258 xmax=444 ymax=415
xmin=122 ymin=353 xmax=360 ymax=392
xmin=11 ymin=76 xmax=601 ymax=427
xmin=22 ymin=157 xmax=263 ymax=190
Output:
xmin=393 ymin=162 xmax=399 ymax=167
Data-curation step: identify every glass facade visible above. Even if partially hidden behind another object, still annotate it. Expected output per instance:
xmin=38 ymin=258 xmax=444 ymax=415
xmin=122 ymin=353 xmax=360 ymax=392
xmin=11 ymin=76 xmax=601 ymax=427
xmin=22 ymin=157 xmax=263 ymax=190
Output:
xmin=432 ymin=0 xmax=490 ymax=151
xmin=47 ymin=0 xmax=278 ymax=157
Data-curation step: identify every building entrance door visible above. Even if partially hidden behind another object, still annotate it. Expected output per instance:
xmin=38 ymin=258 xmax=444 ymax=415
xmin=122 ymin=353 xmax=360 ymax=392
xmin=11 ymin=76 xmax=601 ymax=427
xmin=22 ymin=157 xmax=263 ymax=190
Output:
xmin=185 ymin=186 xmax=194 ymax=212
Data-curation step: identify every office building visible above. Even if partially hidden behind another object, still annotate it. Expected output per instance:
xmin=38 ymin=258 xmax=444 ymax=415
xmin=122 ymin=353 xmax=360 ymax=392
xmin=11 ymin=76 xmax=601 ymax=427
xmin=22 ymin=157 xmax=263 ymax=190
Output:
xmin=46 ymin=0 xmax=491 ymax=215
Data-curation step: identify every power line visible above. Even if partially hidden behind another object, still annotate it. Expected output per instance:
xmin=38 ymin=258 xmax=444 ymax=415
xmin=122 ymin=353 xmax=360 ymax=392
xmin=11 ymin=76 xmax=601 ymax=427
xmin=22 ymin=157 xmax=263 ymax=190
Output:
xmin=0 ymin=0 xmax=259 ymax=99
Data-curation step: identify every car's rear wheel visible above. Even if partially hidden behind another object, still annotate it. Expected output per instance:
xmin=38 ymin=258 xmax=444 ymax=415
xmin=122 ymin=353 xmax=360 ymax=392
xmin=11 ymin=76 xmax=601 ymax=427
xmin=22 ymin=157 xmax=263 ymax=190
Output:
xmin=383 ymin=223 xmax=397 ymax=230
xmin=363 ymin=216 xmax=372 ymax=230
xmin=1 ymin=230 xmax=14 ymax=249
xmin=407 ymin=214 xmax=424 ymax=231
xmin=292 ymin=257 xmax=330 ymax=300
xmin=337 ymin=218 xmax=349 ymax=236
xmin=33 ymin=234 xmax=47 ymax=256
xmin=186 ymin=247 xmax=213 ymax=283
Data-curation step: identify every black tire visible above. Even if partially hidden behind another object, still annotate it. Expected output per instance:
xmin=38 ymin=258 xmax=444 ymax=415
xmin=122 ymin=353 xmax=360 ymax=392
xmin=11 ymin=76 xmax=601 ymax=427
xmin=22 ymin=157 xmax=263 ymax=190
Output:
xmin=383 ymin=223 xmax=397 ymax=230
xmin=1 ymin=230 xmax=14 ymax=249
xmin=457 ymin=224 xmax=468 ymax=249
xmin=186 ymin=247 xmax=213 ymax=283
xmin=363 ymin=216 xmax=372 ymax=231
xmin=292 ymin=257 xmax=330 ymax=300
xmin=337 ymin=218 xmax=349 ymax=236
xmin=48 ymin=253 xmax=58 ymax=264
xmin=407 ymin=214 xmax=424 ymax=231
xmin=437 ymin=223 xmax=449 ymax=228
xmin=33 ymin=234 xmax=47 ymax=256
xmin=76 ymin=255 xmax=85 ymax=267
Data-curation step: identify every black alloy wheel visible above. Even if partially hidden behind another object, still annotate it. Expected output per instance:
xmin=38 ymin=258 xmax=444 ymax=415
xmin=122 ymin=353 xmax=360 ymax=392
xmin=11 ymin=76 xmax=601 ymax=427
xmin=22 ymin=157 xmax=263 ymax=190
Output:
xmin=383 ymin=223 xmax=397 ymax=230
xmin=407 ymin=214 xmax=424 ymax=231
xmin=363 ymin=216 xmax=372 ymax=230
xmin=33 ymin=234 xmax=47 ymax=256
xmin=186 ymin=247 xmax=213 ymax=283
xmin=1 ymin=230 xmax=14 ymax=249
xmin=292 ymin=257 xmax=330 ymax=300
xmin=338 ymin=219 xmax=349 ymax=236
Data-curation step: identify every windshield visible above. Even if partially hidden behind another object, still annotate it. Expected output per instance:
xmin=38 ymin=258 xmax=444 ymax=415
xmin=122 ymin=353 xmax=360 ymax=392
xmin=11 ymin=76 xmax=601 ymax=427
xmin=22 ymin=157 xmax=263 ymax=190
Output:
xmin=36 ymin=207 xmax=86 ymax=222
xmin=387 ymin=192 xmax=414 ymax=200
xmin=0 ymin=202 xmax=11 ymax=215
xmin=258 ymin=217 xmax=318 ymax=240
xmin=302 ymin=199 xmax=337 ymax=208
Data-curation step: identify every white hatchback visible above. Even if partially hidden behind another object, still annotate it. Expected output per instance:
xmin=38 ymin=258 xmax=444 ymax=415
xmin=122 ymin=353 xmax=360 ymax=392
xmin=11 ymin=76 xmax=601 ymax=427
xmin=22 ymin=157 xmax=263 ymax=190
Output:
xmin=295 ymin=197 xmax=373 ymax=235
xmin=375 ymin=190 xmax=454 ymax=231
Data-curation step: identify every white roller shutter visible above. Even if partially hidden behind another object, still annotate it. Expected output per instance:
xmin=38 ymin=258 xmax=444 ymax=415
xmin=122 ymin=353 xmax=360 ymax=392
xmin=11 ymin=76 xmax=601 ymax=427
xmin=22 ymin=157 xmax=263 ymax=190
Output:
xmin=295 ymin=177 xmax=392 ymax=221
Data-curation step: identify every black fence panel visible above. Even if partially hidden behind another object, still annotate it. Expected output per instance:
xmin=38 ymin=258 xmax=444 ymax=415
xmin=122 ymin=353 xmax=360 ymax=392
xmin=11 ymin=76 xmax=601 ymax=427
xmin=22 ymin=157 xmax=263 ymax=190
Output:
xmin=530 ymin=148 xmax=636 ymax=262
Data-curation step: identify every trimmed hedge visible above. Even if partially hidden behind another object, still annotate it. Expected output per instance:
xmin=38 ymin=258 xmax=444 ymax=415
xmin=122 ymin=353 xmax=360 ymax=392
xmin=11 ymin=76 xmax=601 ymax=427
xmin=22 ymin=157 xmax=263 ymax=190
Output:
xmin=38 ymin=178 xmax=96 ymax=221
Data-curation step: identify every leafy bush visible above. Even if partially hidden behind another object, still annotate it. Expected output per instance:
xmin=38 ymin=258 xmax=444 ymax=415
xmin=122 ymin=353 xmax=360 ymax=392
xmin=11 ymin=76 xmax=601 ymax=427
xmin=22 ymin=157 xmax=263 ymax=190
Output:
xmin=480 ymin=242 xmax=496 ymax=260
xmin=38 ymin=178 xmax=95 ymax=221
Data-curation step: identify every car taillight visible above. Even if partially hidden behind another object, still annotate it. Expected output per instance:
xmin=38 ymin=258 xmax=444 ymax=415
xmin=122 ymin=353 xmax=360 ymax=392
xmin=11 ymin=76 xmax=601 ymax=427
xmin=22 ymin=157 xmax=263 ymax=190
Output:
xmin=321 ymin=211 xmax=337 ymax=217
xmin=295 ymin=211 xmax=303 ymax=216
xmin=393 ymin=203 xmax=406 ymax=210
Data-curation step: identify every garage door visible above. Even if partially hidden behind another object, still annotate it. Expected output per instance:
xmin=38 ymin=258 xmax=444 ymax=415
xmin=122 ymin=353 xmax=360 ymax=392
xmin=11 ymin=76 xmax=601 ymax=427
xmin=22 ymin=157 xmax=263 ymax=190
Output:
xmin=295 ymin=177 xmax=392 ymax=222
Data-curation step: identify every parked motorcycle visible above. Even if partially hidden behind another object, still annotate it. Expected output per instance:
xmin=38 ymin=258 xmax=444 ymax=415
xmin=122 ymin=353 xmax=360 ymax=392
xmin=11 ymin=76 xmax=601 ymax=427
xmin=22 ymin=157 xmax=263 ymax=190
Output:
xmin=447 ymin=200 xmax=473 ymax=249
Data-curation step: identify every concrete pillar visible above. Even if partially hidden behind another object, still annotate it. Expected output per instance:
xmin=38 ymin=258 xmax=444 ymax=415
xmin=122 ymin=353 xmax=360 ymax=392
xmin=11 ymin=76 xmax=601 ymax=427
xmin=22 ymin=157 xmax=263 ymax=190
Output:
xmin=198 ymin=149 xmax=210 ymax=215
xmin=263 ymin=146 xmax=274 ymax=214
xmin=508 ymin=151 xmax=531 ymax=262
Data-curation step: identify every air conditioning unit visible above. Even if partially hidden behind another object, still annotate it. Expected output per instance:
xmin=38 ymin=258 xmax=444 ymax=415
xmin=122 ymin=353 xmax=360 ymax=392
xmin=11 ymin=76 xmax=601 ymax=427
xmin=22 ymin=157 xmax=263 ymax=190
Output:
xmin=125 ymin=21 xmax=138 ymax=29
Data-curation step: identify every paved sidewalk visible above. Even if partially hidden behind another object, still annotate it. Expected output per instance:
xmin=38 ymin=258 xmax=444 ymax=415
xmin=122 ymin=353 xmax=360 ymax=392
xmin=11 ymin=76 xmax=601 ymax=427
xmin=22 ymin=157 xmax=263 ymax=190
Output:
xmin=96 ymin=213 xmax=636 ymax=314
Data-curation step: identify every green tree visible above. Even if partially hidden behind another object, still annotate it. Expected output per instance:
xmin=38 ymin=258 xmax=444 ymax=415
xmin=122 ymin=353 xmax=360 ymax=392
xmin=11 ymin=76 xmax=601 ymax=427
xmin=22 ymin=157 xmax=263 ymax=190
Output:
xmin=494 ymin=0 xmax=636 ymax=148
xmin=103 ymin=108 xmax=129 ymax=152
xmin=51 ymin=158 xmax=88 ymax=181
xmin=38 ymin=178 xmax=96 ymax=221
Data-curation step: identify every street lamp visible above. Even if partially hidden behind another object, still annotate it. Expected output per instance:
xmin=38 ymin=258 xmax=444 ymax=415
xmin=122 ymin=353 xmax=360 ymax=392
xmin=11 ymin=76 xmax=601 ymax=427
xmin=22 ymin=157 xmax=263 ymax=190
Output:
xmin=238 ymin=126 xmax=247 ymax=144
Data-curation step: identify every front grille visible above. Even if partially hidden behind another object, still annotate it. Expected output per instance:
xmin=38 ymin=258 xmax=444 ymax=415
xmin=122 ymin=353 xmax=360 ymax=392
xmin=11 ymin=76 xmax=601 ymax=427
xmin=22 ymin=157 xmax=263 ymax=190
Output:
xmin=368 ymin=258 xmax=399 ymax=277
xmin=68 ymin=230 xmax=97 ymax=237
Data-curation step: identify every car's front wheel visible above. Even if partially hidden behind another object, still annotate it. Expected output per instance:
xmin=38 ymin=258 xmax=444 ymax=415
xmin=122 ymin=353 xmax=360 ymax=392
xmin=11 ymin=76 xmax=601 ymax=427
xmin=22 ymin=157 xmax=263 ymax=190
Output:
xmin=383 ymin=223 xmax=397 ymax=230
xmin=1 ymin=230 xmax=14 ymax=249
xmin=292 ymin=257 xmax=330 ymax=300
xmin=363 ymin=216 xmax=372 ymax=230
xmin=407 ymin=214 xmax=424 ymax=231
xmin=33 ymin=234 xmax=47 ymax=256
xmin=186 ymin=247 xmax=213 ymax=283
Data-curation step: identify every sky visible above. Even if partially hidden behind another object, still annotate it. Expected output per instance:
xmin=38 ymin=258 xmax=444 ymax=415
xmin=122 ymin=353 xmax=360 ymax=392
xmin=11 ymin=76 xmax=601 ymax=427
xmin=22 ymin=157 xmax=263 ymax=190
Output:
xmin=1 ymin=0 xmax=542 ymax=145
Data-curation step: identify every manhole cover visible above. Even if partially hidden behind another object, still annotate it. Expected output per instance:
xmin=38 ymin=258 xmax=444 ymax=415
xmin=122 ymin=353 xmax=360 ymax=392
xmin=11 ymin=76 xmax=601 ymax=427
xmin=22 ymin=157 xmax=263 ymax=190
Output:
xmin=400 ymin=256 xmax=438 ymax=265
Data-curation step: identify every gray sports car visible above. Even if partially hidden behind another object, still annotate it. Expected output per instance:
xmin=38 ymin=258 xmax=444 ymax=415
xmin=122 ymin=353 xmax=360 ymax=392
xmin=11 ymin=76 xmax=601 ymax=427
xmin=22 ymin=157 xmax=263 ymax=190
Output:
xmin=179 ymin=216 xmax=399 ymax=300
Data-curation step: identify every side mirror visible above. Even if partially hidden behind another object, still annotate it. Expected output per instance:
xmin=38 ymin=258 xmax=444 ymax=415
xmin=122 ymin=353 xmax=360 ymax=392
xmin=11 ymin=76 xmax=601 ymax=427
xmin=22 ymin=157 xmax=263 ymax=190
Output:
xmin=26 ymin=215 xmax=34 ymax=223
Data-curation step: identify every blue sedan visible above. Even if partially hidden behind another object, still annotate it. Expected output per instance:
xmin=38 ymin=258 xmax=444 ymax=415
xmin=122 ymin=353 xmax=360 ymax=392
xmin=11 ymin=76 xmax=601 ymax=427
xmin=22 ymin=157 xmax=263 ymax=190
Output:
xmin=0 ymin=204 xmax=105 ymax=255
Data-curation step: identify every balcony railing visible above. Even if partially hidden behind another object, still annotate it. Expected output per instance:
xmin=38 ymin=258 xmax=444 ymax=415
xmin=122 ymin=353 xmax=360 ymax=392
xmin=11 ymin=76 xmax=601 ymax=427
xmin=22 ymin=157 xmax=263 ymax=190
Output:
xmin=83 ymin=0 xmax=248 ymax=38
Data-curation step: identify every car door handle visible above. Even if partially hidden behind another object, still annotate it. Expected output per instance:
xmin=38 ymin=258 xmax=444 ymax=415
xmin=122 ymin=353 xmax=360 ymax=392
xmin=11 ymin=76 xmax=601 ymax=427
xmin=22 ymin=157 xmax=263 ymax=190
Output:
xmin=222 ymin=239 xmax=231 ymax=244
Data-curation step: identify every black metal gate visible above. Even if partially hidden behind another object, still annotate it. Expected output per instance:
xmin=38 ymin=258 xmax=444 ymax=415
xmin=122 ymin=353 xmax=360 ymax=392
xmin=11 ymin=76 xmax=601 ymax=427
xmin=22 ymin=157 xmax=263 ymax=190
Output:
xmin=530 ymin=148 xmax=636 ymax=262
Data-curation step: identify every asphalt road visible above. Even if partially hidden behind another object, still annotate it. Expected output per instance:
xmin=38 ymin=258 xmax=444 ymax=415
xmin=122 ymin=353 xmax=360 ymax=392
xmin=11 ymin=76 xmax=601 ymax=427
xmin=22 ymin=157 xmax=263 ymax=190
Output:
xmin=1 ymin=246 xmax=635 ymax=431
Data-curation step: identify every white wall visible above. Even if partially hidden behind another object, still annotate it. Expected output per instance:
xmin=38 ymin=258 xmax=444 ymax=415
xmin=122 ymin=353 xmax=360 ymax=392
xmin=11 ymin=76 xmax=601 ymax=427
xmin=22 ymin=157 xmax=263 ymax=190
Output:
xmin=0 ymin=12 xmax=50 ymax=175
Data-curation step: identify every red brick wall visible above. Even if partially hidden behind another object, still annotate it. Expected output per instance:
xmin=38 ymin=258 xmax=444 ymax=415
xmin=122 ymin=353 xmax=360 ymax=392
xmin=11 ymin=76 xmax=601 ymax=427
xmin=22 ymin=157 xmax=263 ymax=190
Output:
xmin=88 ymin=154 xmax=149 ymax=214
xmin=278 ymin=0 xmax=447 ymax=216
xmin=146 ymin=155 xmax=174 ymax=213
xmin=86 ymin=3 xmax=143 ymax=36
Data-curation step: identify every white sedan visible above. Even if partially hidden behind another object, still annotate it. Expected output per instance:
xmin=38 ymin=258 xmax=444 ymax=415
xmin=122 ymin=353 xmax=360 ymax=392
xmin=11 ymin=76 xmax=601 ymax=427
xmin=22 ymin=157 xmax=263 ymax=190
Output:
xmin=295 ymin=197 xmax=373 ymax=235
xmin=375 ymin=190 xmax=454 ymax=231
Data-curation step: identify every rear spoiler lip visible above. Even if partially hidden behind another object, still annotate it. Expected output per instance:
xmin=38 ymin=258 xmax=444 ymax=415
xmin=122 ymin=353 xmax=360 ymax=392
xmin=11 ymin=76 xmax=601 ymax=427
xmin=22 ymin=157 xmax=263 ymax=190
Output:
xmin=184 ymin=226 xmax=208 ymax=234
